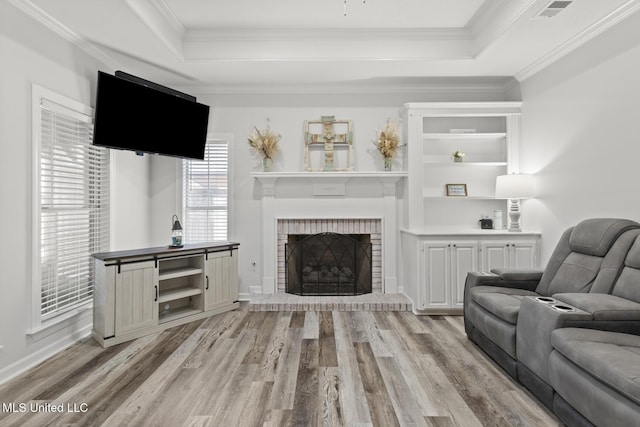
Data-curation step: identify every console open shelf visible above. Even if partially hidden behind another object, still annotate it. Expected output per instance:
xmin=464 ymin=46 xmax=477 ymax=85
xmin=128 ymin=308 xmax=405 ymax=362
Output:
xmin=158 ymin=266 xmax=203 ymax=281
xmin=159 ymin=307 xmax=202 ymax=324
xmin=158 ymin=286 xmax=202 ymax=303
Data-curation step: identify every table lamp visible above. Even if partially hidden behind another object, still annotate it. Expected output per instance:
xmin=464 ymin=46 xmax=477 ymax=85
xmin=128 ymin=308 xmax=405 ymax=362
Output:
xmin=495 ymin=173 xmax=535 ymax=232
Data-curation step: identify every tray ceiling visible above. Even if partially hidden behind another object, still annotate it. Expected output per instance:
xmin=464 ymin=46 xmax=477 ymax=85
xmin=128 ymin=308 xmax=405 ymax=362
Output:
xmin=11 ymin=0 xmax=640 ymax=90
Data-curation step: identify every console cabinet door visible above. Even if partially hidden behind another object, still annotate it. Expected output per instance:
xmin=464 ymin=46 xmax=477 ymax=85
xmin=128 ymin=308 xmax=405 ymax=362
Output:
xmin=204 ymin=251 xmax=239 ymax=311
xmin=114 ymin=261 xmax=158 ymax=336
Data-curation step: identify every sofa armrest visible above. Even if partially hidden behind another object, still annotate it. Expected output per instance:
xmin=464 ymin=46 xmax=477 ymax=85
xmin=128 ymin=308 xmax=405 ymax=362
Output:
xmin=516 ymin=297 xmax=593 ymax=383
xmin=553 ymin=293 xmax=640 ymax=321
xmin=463 ymin=270 xmax=542 ymax=319
xmin=491 ymin=268 xmax=544 ymax=283
xmin=517 ymin=295 xmax=640 ymax=384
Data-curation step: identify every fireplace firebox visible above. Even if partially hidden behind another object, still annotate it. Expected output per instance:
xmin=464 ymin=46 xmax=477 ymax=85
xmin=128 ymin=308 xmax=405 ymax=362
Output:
xmin=285 ymin=232 xmax=372 ymax=296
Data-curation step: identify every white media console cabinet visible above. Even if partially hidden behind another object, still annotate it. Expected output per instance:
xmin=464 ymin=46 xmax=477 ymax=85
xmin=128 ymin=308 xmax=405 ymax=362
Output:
xmin=92 ymin=242 xmax=239 ymax=347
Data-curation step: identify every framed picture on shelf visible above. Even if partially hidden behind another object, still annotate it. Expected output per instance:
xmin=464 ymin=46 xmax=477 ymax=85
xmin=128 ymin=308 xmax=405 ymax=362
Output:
xmin=446 ymin=183 xmax=468 ymax=196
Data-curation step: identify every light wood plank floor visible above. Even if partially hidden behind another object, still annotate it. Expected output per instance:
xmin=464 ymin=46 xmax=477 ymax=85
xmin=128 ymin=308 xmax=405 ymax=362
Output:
xmin=0 ymin=305 xmax=560 ymax=426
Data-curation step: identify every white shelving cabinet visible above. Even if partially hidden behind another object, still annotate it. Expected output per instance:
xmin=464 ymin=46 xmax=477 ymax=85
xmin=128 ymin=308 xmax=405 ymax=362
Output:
xmin=401 ymin=102 xmax=522 ymax=229
xmin=399 ymin=103 xmax=540 ymax=314
xmin=93 ymin=242 xmax=239 ymax=347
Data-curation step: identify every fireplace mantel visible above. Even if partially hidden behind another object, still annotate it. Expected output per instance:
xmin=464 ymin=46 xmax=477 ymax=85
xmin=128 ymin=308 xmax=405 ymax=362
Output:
xmin=252 ymin=171 xmax=407 ymax=197
xmin=251 ymin=171 xmax=408 ymax=181
xmin=253 ymin=171 xmax=406 ymax=295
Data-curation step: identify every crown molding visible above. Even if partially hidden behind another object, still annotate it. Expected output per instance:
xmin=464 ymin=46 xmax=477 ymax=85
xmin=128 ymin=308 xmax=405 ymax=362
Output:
xmin=471 ymin=0 xmax=541 ymax=57
xmin=515 ymin=0 xmax=640 ymax=82
xmin=124 ymin=0 xmax=185 ymax=60
xmin=184 ymin=27 xmax=472 ymax=42
xmin=8 ymin=0 xmax=118 ymax=70
xmin=177 ymin=78 xmax=514 ymax=96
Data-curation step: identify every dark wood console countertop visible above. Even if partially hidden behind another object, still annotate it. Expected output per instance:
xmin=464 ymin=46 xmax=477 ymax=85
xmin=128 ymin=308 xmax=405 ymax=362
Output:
xmin=93 ymin=241 xmax=239 ymax=262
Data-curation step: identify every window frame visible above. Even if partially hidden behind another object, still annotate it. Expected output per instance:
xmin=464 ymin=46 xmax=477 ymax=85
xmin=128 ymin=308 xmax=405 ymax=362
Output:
xmin=30 ymin=84 xmax=108 ymax=336
xmin=181 ymin=133 xmax=233 ymax=244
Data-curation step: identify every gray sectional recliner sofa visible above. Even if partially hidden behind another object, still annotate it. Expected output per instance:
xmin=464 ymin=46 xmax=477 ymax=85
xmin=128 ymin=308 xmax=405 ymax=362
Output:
xmin=464 ymin=218 xmax=640 ymax=426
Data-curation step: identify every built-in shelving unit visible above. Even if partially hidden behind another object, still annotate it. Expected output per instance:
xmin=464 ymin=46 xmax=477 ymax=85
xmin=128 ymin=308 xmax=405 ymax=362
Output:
xmin=399 ymin=103 xmax=539 ymax=314
xmin=401 ymin=102 xmax=522 ymax=229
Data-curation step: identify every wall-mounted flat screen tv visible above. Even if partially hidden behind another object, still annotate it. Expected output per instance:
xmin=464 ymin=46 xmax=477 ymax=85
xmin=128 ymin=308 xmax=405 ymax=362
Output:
xmin=93 ymin=71 xmax=210 ymax=160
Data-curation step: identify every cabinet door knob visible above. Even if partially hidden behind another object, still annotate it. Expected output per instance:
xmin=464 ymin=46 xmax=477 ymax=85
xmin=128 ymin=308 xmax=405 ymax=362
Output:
xmin=154 ymin=285 xmax=158 ymax=302
xmin=453 ymin=244 xmax=457 ymax=248
xmin=206 ymin=275 xmax=209 ymax=290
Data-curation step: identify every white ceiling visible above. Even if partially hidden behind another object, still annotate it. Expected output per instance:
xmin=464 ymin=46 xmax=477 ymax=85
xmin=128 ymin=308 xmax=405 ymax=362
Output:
xmin=11 ymin=0 xmax=640 ymax=91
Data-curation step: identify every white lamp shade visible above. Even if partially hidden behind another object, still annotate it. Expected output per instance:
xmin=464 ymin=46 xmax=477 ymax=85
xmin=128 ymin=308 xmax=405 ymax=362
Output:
xmin=495 ymin=173 xmax=535 ymax=199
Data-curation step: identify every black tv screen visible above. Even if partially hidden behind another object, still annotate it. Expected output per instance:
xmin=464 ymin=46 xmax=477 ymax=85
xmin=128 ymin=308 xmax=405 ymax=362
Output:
xmin=93 ymin=71 xmax=210 ymax=160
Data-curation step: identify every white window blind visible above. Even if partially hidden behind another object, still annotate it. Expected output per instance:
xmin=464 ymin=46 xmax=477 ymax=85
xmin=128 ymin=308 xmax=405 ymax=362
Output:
xmin=183 ymin=139 xmax=228 ymax=242
xmin=38 ymin=96 xmax=109 ymax=321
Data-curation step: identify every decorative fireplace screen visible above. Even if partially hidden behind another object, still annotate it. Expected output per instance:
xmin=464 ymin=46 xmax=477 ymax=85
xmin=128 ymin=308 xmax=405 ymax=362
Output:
xmin=285 ymin=232 xmax=372 ymax=296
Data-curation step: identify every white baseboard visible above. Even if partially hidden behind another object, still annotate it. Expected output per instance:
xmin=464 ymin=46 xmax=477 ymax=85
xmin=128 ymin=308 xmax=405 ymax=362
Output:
xmin=0 ymin=324 xmax=91 ymax=385
xmin=238 ymin=292 xmax=251 ymax=301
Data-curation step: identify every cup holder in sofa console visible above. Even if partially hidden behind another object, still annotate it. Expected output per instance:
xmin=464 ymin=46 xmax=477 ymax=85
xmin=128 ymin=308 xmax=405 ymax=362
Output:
xmin=535 ymin=297 xmax=556 ymax=304
xmin=552 ymin=304 xmax=576 ymax=312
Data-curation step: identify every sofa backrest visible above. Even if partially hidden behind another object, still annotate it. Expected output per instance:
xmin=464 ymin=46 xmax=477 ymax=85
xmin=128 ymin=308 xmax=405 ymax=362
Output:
xmin=612 ymin=234 xmax=640 ymax=303
xmin=536 ymin=218 xmax=640 ymax=297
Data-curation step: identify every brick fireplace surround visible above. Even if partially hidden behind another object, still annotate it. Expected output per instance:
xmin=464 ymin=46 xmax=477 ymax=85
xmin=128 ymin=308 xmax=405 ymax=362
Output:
xmin=277 ymin=218 xmax=382 ymax=293
xmin=250 ymin=172 xmax=410 ymax=310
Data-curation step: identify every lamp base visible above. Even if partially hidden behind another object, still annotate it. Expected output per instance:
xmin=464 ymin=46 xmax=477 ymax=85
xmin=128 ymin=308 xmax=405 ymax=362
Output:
xmin=507 ymin=199 xmax=522 ymax=232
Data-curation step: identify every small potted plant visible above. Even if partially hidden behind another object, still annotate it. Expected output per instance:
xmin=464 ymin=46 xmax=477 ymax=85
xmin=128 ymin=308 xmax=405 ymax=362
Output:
xmin=248 ymin=125 xmax=280 ymax=171
xmin=452 ymin=150 xmax=466 ymax=163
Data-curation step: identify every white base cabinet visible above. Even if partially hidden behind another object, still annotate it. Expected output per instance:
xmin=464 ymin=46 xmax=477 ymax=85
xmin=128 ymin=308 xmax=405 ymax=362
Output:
xmin=402 ymin=230 xmax=539 ymax=313
xmin=480 ymin=240 xmax=537 ymax=271
xmin=93 ymin=242 xmax=239 ymax=347
xmin=420 ymin=241 xmax=478 ymax=310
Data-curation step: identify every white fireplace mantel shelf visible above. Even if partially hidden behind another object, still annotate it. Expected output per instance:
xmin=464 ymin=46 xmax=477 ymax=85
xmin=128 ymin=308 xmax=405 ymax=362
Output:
xmin=252 ymin=171 xmax=407 ymax=198
xmin=251 ymin=171 xmax=408 ymax=183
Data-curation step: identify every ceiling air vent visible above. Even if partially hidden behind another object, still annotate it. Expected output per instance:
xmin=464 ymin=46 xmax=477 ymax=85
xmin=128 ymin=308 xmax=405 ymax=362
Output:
xmin=536 ymin=1 xmax=573 ymax=18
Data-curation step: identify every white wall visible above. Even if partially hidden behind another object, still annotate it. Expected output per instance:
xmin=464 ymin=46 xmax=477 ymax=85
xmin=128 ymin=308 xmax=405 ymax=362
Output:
xmin=519 ymin=10 xmax=640 ymax=265
xmin=110 ymin=150 xmax=152 ymax=250
xmin=0 ymin=2 xmax=150 ymax=380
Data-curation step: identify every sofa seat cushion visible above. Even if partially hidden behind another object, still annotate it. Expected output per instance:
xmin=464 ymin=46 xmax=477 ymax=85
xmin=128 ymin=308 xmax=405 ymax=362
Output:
xmin=470 ymin=286 xmax=539 ymax=324
xmin=551 ymin=328 xmax=640 ymax=406
xmin=553 ymin=293 xmax=640 ymax=321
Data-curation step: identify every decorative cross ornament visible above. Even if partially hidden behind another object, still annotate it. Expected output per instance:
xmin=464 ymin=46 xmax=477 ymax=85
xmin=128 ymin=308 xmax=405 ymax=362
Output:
xmin=304 ymin=116 xmax=353 ymax=171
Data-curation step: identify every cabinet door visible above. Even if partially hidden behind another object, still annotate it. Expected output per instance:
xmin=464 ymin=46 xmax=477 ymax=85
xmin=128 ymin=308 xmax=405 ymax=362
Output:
xmin=480 ymin=241 xmax=510 ymax=271
xmin=115 ymin=261 xmax=158 ymax=336
xmin=509 ymin=240 xmax=537 ymax=269
xmin=450 ymin=241 xmax=478 ymax=308
xmin=419 ymin=242 xmax=450 ymax=310
xmin=204 ymin=251 xmax=239 ymax=310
